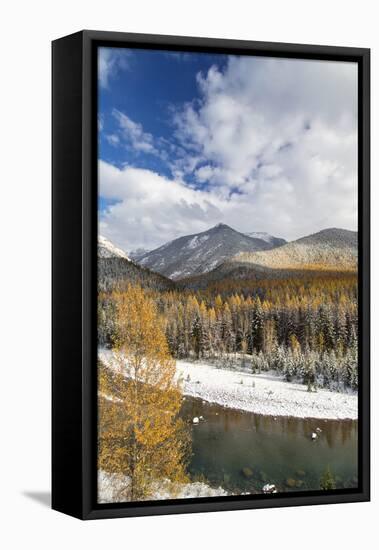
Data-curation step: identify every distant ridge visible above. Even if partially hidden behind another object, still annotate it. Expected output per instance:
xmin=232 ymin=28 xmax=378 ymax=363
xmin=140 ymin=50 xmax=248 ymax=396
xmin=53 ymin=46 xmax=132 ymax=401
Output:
xmin=245 ymin=232 xmax=286 ymax=248
xmin=137 ymin=223 xmax=279 ymax=280
xmin=129 ymin=247 xmax=150 ymax=261
xmin=98 ymin=235 xmax=174 ymax=292
xmin=98 ymin=235 xmax=130 ymax=261
xmin=99 ymin=227 xmax=357 ymax=290
xmin=179 ymin=227 xmax=358 ymax=289
xmin=234 ymin=228 xmax=357 ymax=270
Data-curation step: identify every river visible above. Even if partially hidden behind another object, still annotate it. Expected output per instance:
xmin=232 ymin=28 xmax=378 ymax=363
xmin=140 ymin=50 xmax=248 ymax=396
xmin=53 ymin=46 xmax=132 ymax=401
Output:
xmin=181 ymin=396 xmax=358 ymax=494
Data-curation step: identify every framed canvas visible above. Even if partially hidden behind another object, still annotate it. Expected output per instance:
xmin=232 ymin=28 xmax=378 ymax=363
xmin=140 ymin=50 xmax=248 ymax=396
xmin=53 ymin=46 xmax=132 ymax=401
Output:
xmin=52 ymin=30 xmax=370 ymax=520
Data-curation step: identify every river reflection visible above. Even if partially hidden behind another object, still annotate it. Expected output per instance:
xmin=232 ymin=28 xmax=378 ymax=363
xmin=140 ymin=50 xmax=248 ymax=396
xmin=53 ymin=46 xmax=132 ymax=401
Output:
xmin=181 ymin=397 xmax=358 ymax=494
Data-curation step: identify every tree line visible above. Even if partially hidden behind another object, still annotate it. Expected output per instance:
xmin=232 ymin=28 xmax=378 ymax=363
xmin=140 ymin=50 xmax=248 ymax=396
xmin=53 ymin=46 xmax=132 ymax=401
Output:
xmin=98 ymin=272 xmax=358 ymax=391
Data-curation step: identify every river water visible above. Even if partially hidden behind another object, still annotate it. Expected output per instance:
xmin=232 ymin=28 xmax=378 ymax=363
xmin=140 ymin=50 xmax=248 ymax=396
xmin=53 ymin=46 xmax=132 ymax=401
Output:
xmin=181 ymin=396 xmax=358 ymax=494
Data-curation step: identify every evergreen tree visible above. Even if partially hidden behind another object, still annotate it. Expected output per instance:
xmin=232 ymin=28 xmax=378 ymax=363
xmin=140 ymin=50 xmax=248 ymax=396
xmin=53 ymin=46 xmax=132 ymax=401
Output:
xmin=191 ymin=313 xmax=203 ymax=359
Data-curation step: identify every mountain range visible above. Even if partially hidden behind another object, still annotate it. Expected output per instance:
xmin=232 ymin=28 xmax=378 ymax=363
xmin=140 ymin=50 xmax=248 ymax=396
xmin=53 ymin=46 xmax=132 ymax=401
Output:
xmin=98 ymin=225 xmax=357 ymax=289
xmin=185 ymin=227 xmax=358 ymax=287
xmin=137 ymin=224 xmax=285 ymax=280
xmin=234 ymin=228 xmax=357 ymax=270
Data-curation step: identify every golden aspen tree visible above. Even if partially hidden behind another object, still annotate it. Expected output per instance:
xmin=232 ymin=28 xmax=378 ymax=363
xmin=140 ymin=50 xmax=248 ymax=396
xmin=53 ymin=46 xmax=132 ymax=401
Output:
xmin=214 ymin=294 xmax=223 ymax=314
xmin=289 ymin=333 xmax=301 ymax=356
xmin=262 ymin=318 xmax=277 ymax=355
xmin=98 ymin=285 xmax=190 ymax=502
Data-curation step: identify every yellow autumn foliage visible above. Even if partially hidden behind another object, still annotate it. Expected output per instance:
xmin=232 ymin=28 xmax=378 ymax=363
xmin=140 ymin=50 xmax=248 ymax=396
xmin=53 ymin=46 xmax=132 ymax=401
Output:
xmin=98 ymin=285 xmax=190 ymax=501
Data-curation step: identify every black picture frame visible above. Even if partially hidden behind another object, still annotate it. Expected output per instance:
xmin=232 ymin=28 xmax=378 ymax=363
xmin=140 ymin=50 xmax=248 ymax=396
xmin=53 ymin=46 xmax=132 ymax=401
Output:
xmin=52 ymin=30 xmax=370 ymax=520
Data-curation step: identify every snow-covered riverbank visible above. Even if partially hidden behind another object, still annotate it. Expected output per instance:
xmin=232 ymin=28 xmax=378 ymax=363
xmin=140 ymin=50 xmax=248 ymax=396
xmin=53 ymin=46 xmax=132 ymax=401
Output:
xmin=98 ymin=470 xmax=227 ymax=503
xmin=98 ymin=349 xmax=357 ymax=420
xmin=177 ymin=360 xmax=357 ymax=420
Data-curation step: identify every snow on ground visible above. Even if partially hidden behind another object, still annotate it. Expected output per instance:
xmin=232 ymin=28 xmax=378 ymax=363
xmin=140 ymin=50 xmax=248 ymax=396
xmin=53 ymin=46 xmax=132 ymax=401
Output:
xmin=98 ymin=349 xmax=357 ymax=420
xmin=98 ymin=470 xmax=227 ymax=503
xmin=177 ymin=360 xmax=357 ymax=420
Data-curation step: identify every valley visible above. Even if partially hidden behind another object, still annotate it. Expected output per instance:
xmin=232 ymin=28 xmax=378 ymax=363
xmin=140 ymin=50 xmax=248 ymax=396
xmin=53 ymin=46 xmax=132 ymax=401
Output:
xmin=97 ymin=224 xmax=358 ymax=501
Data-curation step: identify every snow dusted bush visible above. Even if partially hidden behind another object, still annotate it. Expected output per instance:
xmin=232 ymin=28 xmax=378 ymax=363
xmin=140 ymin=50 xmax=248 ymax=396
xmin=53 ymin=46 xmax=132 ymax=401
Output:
xmin=245 ymin=346 xmax=356 ymax=390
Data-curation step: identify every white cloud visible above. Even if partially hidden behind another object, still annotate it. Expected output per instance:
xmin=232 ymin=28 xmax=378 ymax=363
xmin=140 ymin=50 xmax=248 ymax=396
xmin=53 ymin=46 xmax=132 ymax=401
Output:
xmin=112 ymin=109 xmax=159 ymax=156
xmin=98 ymin=48 xmax=131 ymax=89
xmin=173 ymin=56 xmax=358 ymax=231
xmin=99 ymin=160 xmax=224 ymax=252
xmin=100 ymin=55 xmax=358 ymax=250
xmin=105 ymin=133 xmax=120 ymax=147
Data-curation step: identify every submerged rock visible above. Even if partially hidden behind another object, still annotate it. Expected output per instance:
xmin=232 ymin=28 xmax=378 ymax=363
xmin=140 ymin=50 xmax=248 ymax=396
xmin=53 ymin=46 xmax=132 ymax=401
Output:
xmin=296 ymin=469 xmax=306 ymax=477
xmin=241 ymin=467 xmax=254 ymax=479
xmin=286 ymin=478 xmax=297 ymax=488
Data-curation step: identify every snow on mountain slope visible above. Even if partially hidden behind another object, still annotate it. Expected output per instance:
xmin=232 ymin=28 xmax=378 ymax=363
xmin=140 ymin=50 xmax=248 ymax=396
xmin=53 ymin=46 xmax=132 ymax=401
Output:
xmin=97 ymin=235 xmax=174 ymax=292
xmin=98 ymin=235 xmax=130 ymax=261
xmin=234 ymin=228 xmax=358 ymax=270
xmin=245 ymin=232 xmax=287 ymax=248
xmin=179 ymin=227 xmax=358 ymax=289
xmin=129 ymin=247 xmax=150 ymax=261
xmin=137 ymin=223 xmax=272 ymax=280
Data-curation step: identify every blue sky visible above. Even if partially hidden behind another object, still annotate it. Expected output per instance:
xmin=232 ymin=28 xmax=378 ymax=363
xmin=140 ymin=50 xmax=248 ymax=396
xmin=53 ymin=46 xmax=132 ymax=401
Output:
xmin=99 ymin=49 xmax=228 ymax=185
xmin=98 ymin=47 xmax=358 ymax=253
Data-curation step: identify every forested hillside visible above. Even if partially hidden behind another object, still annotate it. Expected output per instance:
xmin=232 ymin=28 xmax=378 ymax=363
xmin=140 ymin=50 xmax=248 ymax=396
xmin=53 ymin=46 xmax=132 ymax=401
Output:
xmin=99 ymin=270 xmax=358 ymax=391
xmin=233 ymin=228 xmax=357 ymax=270
xmin=98 ymin=257 xmax=175 ymax=292
xmin=98 ymin=231 xmax=358 ymax=391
